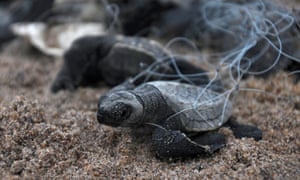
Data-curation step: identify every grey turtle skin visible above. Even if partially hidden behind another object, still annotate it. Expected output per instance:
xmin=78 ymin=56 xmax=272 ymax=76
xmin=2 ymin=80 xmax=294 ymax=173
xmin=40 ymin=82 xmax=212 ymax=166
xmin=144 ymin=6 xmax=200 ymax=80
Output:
xmin=97 ymin=81 xmax=262 ymax=158
xmin=51 ymin=35 xmax=210 ymax=93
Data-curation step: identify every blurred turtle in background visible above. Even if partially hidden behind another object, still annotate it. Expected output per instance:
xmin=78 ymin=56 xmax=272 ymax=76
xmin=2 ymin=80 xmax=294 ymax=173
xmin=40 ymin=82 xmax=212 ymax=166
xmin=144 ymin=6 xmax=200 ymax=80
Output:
xmin=111 ymin=0 xmax=300 ymax=80
xmin=0 ymin=0 xmax=54 ymax=48
xmin=50 ymin=35 xmax=213 ymax=93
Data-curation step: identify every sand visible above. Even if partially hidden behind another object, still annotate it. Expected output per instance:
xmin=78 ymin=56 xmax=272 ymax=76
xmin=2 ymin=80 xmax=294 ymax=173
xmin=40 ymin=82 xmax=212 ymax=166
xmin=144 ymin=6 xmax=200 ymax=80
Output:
xmin=0 ymin=38 xmax=299 ymax=179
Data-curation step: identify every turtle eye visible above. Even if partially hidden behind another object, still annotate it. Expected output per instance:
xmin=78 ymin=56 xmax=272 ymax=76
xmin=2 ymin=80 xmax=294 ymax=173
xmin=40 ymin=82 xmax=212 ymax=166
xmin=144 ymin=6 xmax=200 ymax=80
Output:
xmin=112 ymin=102 xmax=132 ymax=120
xmin=119 ymin=104 xmax=132 ymax=119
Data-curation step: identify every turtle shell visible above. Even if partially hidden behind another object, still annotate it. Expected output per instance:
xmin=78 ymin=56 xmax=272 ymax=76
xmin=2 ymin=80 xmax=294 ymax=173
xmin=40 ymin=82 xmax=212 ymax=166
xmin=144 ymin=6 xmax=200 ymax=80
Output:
xmin=99 ymin=36 xmax=172 ymax=85
xmin=116 ymin=36 xmax=169 ymax=60
xmin=147 ymin=81 xmax=232 ymax=132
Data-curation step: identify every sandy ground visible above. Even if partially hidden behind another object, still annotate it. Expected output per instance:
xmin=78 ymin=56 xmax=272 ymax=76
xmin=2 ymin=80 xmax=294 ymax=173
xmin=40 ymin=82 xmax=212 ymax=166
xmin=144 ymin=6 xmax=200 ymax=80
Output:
xmin=0 ymin=37 xmax=299 ymax=179
xmin=1 ymin=0 xmax=300 ymax=177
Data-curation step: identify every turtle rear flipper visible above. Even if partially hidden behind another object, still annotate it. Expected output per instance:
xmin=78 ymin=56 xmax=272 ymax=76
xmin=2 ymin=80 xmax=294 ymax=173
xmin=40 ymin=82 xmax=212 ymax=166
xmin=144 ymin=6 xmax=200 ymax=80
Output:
xmin=225 ymin=118 xmax=262 ymax=141
xmin=192 ymin=132 xmax=226 ymax=152
xmin=152 ymin=127 xmax=226 ymax=158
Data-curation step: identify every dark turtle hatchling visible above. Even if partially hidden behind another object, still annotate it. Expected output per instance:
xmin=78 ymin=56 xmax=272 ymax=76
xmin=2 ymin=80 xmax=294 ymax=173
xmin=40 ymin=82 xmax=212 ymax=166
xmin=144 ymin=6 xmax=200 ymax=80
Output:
xmin=97 ymin=81 xmax=262 ymax=158
xmin=51 ymin=35 xmax=210 ymax=93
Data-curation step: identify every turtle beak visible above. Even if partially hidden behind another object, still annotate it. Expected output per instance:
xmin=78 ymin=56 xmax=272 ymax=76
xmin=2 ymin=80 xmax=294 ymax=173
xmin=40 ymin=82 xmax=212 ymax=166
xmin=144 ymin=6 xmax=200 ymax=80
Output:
xmin=97 ymin=95 xmax=115 ymax=126
xmin=96 ymin=107 xmax=105 ymax=123
xmin=97 ymin=107 xmax=120 ymax=127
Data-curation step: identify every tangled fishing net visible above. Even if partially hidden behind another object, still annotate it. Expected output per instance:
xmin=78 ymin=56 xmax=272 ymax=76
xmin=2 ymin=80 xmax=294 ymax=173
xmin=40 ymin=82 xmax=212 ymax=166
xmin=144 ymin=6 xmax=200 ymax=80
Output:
xmin=105 ymin=0 xmax=300 ymax=123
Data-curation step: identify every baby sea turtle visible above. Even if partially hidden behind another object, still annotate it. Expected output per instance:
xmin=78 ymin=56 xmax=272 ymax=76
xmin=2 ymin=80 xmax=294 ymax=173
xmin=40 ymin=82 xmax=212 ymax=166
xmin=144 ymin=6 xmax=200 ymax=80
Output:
xmin=51 ymin=35 xmax=210 ymax=93
xmin=97 ymin=81 xmax=262 ymax=158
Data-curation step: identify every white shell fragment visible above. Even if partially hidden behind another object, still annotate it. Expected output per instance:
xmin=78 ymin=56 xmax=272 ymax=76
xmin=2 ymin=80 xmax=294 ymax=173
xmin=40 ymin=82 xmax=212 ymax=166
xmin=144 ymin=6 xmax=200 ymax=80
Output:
xmin=11 ymin=22 xmax=106 ymax=57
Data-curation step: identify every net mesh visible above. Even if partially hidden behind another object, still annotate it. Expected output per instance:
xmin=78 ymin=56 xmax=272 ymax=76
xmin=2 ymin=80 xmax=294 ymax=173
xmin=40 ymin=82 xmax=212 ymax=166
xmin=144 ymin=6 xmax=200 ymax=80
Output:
xmin=104 ymin=0 xmax=300 ymax=124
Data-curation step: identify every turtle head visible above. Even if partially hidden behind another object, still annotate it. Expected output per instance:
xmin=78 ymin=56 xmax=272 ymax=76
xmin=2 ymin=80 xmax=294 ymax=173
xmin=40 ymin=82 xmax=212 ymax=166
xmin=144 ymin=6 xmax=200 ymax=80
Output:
xmin=97 ymin=91 xmax=143 ymax=127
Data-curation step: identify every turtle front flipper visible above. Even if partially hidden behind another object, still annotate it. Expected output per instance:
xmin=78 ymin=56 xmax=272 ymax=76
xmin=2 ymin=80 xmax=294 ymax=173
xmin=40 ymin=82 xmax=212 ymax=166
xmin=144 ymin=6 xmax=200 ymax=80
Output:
xmin=152 ymin=126 xmax=226 ymax=158
xmin=51 ymin=36 xmax=116 ymax=93
xmin=51 ymin=66 xmax=75 ymax=93
xmin=225 ymin=117 xmax=262 ymax=141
